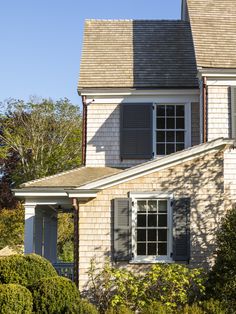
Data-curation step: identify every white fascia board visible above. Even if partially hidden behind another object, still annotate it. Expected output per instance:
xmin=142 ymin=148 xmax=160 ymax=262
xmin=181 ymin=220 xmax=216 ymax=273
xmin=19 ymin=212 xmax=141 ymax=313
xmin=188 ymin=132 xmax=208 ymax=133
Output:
xmin=81 ymin=88 xmax=200 ymax=98
xmin=66 ymin=192 xmax=98 ymax=198
xmin=14 ymin=191 xmax=67 ymax=197
xmin=198 ymin=68 xmax=236 ymax=79
xmin=77 ymin=139 xmax=234 ymax=191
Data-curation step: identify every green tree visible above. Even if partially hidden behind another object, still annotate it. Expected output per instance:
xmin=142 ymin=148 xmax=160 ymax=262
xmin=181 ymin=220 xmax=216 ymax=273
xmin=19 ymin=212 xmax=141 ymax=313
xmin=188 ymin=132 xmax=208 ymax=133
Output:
xmin=0 ymin=97 xmax=82 ymax=186
xmin=207 ymin=205 xmax=236 ymax=308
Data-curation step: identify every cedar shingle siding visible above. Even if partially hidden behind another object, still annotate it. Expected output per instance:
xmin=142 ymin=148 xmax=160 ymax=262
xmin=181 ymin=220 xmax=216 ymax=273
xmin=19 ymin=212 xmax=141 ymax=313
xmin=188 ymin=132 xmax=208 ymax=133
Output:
xmin=187 ymin=0 xmax=236 ymax=68
xmin=79 ymin=20 xmax=198 ymax=89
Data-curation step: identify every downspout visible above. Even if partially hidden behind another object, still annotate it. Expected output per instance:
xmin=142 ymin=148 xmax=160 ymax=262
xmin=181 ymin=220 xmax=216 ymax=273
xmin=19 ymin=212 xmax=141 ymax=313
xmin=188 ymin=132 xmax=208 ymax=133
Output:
xmin=82 ymin=96 xmax=87 ymax=166
xmin=73 ymin=198 xmax=79 ymax=288
xmin=203 ymin=77 xmax=207 ymax=143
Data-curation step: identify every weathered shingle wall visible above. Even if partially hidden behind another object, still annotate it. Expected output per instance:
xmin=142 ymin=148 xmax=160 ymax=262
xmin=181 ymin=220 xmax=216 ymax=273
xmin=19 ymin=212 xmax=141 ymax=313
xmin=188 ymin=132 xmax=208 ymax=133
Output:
xmin=79 ymin=150 xmax=226 ymax=290
xmin=86 ymin=102 xmax=200 ymax=167
xmin=79 ymin=20 xmax=198 ymax=89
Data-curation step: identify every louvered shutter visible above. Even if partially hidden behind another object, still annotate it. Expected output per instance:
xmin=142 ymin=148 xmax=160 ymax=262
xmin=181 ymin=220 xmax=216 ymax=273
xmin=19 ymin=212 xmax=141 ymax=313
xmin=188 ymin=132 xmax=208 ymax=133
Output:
xmin=231 ymin=87 xmax=236 ymax=138
xmin=113 ymin=198 xmax=132 ymax=261
xmin=120 ymin=103 xmax=153 ymax=159
xmin=173 ymin=198 xmax=190 ymax=262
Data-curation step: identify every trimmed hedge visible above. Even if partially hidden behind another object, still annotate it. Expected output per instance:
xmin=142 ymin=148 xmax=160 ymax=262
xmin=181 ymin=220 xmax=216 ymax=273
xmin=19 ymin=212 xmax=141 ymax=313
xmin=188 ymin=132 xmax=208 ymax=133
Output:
xmin=30 ymin=276 xmax=80 ymax=313
xmin=0 ymin=284 xmax=33 ymax=314
xmin=0 ymin=254 xmax=57 ymax=286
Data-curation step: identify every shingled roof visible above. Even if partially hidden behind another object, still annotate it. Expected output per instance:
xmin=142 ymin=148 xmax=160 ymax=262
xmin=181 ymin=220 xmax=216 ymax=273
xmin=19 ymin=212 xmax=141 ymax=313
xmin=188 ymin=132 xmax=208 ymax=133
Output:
xmin=78 ymin=20 xmax=198 ymax=90
xmin=187 ymin=0 xmax=236 ymax=68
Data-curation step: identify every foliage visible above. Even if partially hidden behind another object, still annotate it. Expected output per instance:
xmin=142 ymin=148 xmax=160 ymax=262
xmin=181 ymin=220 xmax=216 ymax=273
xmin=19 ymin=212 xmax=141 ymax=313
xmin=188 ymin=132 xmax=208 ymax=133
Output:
xmin=87 ymin=259 xmax=205 ymax=313
xmin=105 ymin=305 xmax=134 ymax=314
xmin=74 ymin=299 xmax=99 ymax=314
xmin=200 ymin=299 xmax=226 ymax=314
xmin=57 ymin=213 xmax=74 ymax=262
xmin=0 ymin=283 xmax=33 ymax=314
xmin=182 ymin=303 xmax=205 ymax=314
xmin=207 ymin=205 xmax=236 ymax=305
xmin=30 ymin=276 xmax=80 ymax=314
xmin=0 ymin=254 xmax=57 ymax=286
xmin=140 ymin=301 xmax=170 ymax=314
xmin=0 ymin=97 xmax=82 ymax=187
xmin=0 ymin=204 xmax=24 ymax=250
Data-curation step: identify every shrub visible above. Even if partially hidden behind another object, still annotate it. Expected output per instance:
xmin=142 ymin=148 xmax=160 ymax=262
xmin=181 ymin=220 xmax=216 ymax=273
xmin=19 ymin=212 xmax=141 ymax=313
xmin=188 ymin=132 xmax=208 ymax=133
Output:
xmin=207 ymin=205 xmax=236 ymax=306
xmin=87 ymin=259 xmax=205 ymax=313
xmin=74 ymin=299 xmax=99 ymax=314
xmin=200 ymin=299 xmax=226 ymax=314
xmin=182 ymin=304 xmax=205 ymax=314
xmin=0 ymin=284 xmax=33 ymax=314
xmin=140 ymin=301 xmax=170 ymax=314
xmin=30 ymin=276 xmax=80 ymax=313
xmin=105 ymin=305 xmax=134 ymax=314
xmin=0 ymin=254 xmax=57 ymax=286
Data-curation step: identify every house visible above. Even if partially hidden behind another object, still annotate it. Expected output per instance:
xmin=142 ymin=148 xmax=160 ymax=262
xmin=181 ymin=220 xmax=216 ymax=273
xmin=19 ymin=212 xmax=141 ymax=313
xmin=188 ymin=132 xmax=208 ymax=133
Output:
xmin=14 ymin=0 xmax=236 ymax=291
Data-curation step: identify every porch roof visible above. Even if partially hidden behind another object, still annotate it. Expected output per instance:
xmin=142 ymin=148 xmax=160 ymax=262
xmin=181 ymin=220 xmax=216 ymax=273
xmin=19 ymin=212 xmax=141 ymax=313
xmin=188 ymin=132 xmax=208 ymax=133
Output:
xmin=20 ymin=166 xmax=122 ymax=188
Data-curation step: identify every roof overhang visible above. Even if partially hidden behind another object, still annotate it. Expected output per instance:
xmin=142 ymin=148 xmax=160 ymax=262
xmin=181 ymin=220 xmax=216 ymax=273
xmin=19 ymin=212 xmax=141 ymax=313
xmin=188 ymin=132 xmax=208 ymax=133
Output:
xmin=13 ymin=188 xmax=99 ymax=199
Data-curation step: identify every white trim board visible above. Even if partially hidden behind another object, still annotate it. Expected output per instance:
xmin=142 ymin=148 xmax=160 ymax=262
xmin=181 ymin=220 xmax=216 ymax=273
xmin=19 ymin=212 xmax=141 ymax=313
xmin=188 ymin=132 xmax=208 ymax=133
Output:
xmin=77 ymin=138 xmax=234 ymax=190
xmin=80 ymin=88 xmax=200 ymax=97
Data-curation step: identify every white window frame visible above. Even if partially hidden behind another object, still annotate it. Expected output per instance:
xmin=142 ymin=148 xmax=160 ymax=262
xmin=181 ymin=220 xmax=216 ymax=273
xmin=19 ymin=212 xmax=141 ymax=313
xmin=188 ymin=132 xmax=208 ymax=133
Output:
xmin=130 ymin=192 xmax=173 ymax=263
xmin=153 ymin=103 xmax=191 ymax=157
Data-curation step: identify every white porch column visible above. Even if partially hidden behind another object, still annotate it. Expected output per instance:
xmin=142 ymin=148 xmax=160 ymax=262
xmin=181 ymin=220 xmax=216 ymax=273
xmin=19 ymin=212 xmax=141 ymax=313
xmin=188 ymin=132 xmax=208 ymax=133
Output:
xmin=43 ymin=213 xmax=58 ymax=263
xmin=35 ymin=210 xmax=43 ymax=256
xmin=24 ymin=204 xmax=36 ymax=254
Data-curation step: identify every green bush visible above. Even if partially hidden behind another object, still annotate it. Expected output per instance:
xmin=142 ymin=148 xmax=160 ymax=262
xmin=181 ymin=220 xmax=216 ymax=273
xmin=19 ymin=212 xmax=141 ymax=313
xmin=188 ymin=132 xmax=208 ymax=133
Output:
xmin=87 ymin=259 xmax=205 ymax=313
xmin=182 ymin=304 xmax=205 ymax=314
xmin=200 ymin=299 xmax=226 ymax=314
xmin=105 ymin=305 xmax=134 ymax=314
xmin=0 ymin=254 xmax=57 ymax=286
xmin=74 ymin=299 xmax=99 ymax=314
xmin=30 ymin=276 xmax=80 ymax=313
xmin=140 ymin=301 xmax=170 ymax=314
xmin=0 ymin=284 xmax=33 ymax=314
xmin=207 ymin=206 xmax=236 ymax=307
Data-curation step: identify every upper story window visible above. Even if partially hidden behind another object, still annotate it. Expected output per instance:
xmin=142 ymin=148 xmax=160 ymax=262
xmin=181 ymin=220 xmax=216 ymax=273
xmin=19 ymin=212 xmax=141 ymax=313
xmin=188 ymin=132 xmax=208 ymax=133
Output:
xmin=120 ymin=103 xmax=191 ymax=160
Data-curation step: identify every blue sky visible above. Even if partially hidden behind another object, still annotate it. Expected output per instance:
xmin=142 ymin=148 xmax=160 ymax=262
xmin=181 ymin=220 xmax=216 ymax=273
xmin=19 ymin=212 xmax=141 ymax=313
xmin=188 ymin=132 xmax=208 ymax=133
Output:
xmin=0 ymin=0 xmax=181 ymax=108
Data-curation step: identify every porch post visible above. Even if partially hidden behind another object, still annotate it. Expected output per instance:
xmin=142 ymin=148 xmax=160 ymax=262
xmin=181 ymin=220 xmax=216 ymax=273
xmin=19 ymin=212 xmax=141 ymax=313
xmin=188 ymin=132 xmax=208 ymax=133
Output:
xmin=44 ymin=213 xmax=58 ymax=263
xmin=24 ymin=204 xmax=36 ymax=254
xmin=73 ymin=198 xmax=79 ymax=287
xmin=35 ymin=209 xmax=43 ymax=256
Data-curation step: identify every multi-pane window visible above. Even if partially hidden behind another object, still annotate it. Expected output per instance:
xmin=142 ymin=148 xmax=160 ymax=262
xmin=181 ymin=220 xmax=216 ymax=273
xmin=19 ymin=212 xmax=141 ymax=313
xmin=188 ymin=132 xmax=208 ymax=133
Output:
xmin=156 ymin=104 xmax=185 ymax=155
xmin=135 ymin=199 xmax=169 ymax=257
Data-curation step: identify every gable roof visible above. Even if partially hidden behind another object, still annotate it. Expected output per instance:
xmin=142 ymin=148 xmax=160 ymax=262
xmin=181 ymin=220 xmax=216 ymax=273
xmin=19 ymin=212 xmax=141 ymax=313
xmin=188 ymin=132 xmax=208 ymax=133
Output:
xmin=187 ymin=0 xmax=236 ymax=69
xmin=78 ymin=20 xmax=198 ymax=90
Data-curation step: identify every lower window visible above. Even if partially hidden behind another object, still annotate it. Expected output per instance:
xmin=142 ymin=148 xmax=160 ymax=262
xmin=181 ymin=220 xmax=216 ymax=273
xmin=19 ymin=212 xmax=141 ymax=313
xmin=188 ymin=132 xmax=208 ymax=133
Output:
xmin=132 ymin=196 xmax=172 ymax=262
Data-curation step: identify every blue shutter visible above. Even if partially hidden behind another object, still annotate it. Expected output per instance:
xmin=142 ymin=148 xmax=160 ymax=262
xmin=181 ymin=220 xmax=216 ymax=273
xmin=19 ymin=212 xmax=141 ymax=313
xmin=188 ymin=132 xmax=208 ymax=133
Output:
xmin=173 ymin=198 xmax=191 ymax=262
xmin=113 ymin=198 xmax=132 ymax=261
xmin=120 ymin=103 xmax=153 ymax=159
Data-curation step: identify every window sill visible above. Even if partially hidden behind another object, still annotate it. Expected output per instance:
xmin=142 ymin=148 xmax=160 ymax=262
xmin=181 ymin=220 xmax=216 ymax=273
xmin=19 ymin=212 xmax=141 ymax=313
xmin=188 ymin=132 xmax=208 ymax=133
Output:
xmin=129 ymin=257 xmax=173 ymax=264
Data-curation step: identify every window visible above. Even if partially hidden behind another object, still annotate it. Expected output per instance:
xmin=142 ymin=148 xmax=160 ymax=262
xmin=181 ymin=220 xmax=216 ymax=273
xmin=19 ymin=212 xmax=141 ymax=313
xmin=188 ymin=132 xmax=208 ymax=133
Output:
xmin=155 ymin=104 xmax=187 ymax=155
xmin=120 ymin=103 xmax=191 ymax=160
xmin=131 ymin=194 xmax=173 ymax=262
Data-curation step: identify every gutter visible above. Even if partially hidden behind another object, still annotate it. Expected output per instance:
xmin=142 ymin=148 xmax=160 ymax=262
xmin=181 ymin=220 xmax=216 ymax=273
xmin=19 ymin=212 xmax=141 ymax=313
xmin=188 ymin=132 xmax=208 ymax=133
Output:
xmin=81 ymin=95 xmax=87 ymax=166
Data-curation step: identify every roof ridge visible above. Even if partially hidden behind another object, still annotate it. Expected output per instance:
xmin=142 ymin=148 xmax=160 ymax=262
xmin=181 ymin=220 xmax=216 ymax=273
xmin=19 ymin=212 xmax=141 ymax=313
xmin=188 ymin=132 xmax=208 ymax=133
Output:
xmin=85 ymin=19 xmax=183 ymax=22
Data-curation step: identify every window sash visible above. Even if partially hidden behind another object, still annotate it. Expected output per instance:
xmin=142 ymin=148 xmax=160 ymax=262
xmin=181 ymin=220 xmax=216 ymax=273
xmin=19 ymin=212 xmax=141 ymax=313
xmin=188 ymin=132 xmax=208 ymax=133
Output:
xmin=132 ymin=197 xmax=173 ymax=262
xmin=153 ymin=103 xmax=191 ymax=156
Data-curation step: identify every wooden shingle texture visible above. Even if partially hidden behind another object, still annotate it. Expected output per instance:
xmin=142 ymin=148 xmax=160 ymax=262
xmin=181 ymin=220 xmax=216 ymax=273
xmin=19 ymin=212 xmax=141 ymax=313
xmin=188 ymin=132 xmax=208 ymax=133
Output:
xmin=78 ymin=20 xmax=198 ymax=89
xmin=187 ymin=0 xmax=236 ymax=68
